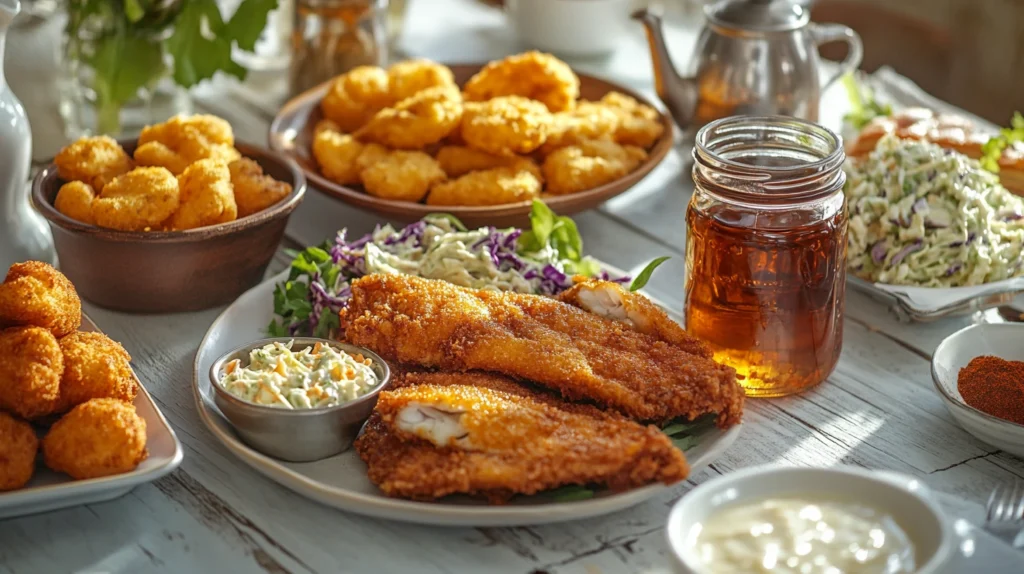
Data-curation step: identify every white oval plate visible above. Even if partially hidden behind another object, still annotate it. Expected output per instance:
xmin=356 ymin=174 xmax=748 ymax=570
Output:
xmin=192 ymin=270 xmax=743 ymax=526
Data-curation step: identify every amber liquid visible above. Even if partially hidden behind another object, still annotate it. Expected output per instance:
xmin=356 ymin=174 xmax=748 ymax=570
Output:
xmin=685 ymin=200 xmax=847 ymax=397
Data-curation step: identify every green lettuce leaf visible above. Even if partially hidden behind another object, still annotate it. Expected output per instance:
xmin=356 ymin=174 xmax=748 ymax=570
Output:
xmin=629 ymin=256 xmax=669 ymax=292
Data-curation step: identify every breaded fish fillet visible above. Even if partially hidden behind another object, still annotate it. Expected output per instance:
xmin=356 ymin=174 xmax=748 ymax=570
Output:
xmin=343 ymin=274 xmax=743 ymax=426
xmin=357 ymin=377 xmax=689 ymax=502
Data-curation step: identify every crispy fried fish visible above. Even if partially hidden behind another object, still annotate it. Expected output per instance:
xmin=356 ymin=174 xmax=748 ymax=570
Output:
xmin=343 ymin=274 xmax=743 ymax=426
xmin=356 ymin=374 xmax=689 ymax=502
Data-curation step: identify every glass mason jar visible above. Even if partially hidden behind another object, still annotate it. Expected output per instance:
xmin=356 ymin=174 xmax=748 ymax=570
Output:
xmin=289 ymin=0 xmax=388 ymax=97
xmin=685 ymin=116 xmax=848 ymax=398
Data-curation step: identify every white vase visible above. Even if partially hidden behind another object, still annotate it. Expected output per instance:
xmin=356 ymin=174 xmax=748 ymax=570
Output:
xmin=0 ymin=0 xmax=54 ymax=274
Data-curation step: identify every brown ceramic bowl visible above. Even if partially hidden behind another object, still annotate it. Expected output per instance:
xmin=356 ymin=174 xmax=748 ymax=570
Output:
xmin=32 ymin=141 xmax=306 ymax=313
xmin=268 ymin=63 xmax=674 ymax=229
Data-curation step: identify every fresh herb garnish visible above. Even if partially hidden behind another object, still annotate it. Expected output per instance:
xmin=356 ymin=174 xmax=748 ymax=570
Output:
xmin=660 ymin=414 xmax=715 ymax=452
xmin=980 ymin=112 xmax=1024 ymax=173
xmin=546 ymin=484 xmax=596 ymax=502
xmin=842 ymin=74 xmax=892 ymax=130
xmin=629 ymin=256 xmax=669 ymax=292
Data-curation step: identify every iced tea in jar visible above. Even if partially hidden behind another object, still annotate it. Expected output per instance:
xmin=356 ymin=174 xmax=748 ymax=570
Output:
xmin=685 ymin=116 xmax=847 ymax=397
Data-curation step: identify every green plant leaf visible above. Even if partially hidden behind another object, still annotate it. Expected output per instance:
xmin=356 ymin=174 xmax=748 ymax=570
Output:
xmin=424 ymin=213 xmax=469 ymax=232
xmin=670 ymin=435 xmax=700 ymax=452
xmin=225 ymin=0 xmax=279 ymax=52
xmin=629 ymin=257 xmax=669 ymax=292
xmin=87 ymin=30 xmax=165 ymax=109
xmin=267 ymin=319 xmax=288 ymax=337
xmin=165 ymin=0 xmax=246 ymax=88
xmin=980 ymin=112 xmax=1024 ymax=174
xmin=529 ymin=200 xmax=557 ymax=247
xmin=546 ymin=485 xmax=595 ymax=502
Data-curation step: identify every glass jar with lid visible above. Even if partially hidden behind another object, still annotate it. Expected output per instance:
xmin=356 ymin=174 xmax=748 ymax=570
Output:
xmin=685 ymin=115 xmax=848 ymax=397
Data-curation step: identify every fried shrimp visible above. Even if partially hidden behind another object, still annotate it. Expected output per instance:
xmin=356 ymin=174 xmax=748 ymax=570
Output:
xmin=434 ymin=145 xmax=542 ymax=180
xmin=0 ymin=261 xmax=82 ymax=337
xmin=542 ymin=139 xmax=647 ymax=195
xmin=463 ymin=51 xmax=579 ymax=113
xmin=387 ymin=59 xmax=455 ymax=102
xmin=598 ymin=92 xmax=665 ymax=149
xmin=228 ymin=158 xmax=292 ymax=217
xmin=426 ymin=167 xmax=541 ymax=206
xmin=539 ymin=101 xmax=621 ymax=155
xmin=54 ymin=181 xmax=97 ymax=225
xmin=43 ymin=399 xmax=148 ymax=480
xmin=54 ymin=135 xmax=134 ymax=190
xmin=355 ymin=85 xmax=463 ymax=149
xmin=0 ymin=413 xmax=37 ymax=491
xmin=360 ymin=151 xmax=446 ymax=202
xmin=312 ymin=129 xmax=365 ymax=185
xmin=320 ymin=66 xmax=393 ymax=133
xmin=92 ymin=167 xmax=180 ymax=231
xmin=0 ymin=326 xmax=63 ymax=419
xmin=167 ymin=159 xmax=237 ymax=230
xmin=57 ymin=331 xmax=137 ymax=413
xmin=461 ymin=96 xmax=551 ymax=156
xmin=134 ymin=114 xmax=241 ymax=175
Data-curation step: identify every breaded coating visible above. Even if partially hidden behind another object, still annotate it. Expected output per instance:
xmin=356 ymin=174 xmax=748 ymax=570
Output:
xmin=0 ymin=326 xmax=63 ymax=419
xmin=539 ymin=101 xmax=621 ymax=155
xmin=57 ymin=331 xmax=137 ymax=413
xmin=167 ymin=159 xmax=238 ymax=230
xmin=54 ymin=135 xmax=134 ymax=190
xmin=313 ymin=130 xmax=366 ymax=185
xmin=228 ymin=158 xmax=292 ymax=217
xmin=0 ymin=261 xmax=81 ymax=337
xmin=434 ymin=145 xmax=542 ymax=181
xmin=463 ymin=51 xmax=580 ymax=113
xmin=54 ymin=181 xmax=97 ymax=225
xmin=320 ymin=66 xmax=394 ymax=133
xmin=358 ymin=381 xmax=688 ymax=502
xmin=343 ymin=274 xmax=744 ymax=426
xmin=355 ymin=85 xmax=463 ymax=150
xmin=360 ymin=151 xmax=446 ymax=202
xmin=93 ymin=167 xmax=180 ymax=231
xmin=461 ymin=96 xmax=551 ymax=156
xmin=598 ymin=92 xmax=665 ymax=149
xmin=557 ymin=278 xmax=712 ymax=358
xmin=135 ymin=114 xmax=241 ymax=175
xmin=43 ymin=399 xmax=147 ymax=480
xmin=387 ymin=59 xmax=455 ymax=102
xmin=0 ymin=412 xmax=37 ymax=491
xmin=542 ymin=139 xmax=647 ymax=195
xmin=426 ymin=167 xmax=540 ymax=206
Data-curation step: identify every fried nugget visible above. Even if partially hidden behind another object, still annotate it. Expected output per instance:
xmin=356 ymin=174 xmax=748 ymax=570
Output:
xmin=54 ymin=181 xmax=97 ymax=225
xmin=542 ymin=139 xmax=647 ymax=195
xmin=461 ymin=96 xmax=551 ymax=156
xmin=598 ymin=92 xmax=665 ymax=149
xmin=387 ymin=59 xmax=455 ymax=102
xmin=463 ymin=51 xmax=580 ymax=113
xmin=434 ymin=145 xmax=542 ymax=181
xmin=57 ymin=331 xmax=137 ymax=413
xmin=135 ymin=114 xmax=241 ymax=175
xmin=355 ymin=85 xmax=463 ymax=150
xmin=538 ymin=101 xmax=621 ymax=155
xmin=320 ymin=66 xmax=394 ymax=133
xmin=228 ymin=158 xmax=292 ymax=218
xmin=0 ymin=261 xmax=81 ymax=337
xmin=426 ymin=167 xmax=540 ymax=206
xmin=0 ymin=412 xmax=37 ymax=491
xmin=54 ymin=135 xmax=134 ymax=191
xmin=360 ymin=151 xmax=446 ymax=202
xmin=0 ymin=326 xmax=63 ymax=419
xmin=93 ymin=167 xmax=180 ymax=231
xmin=167 ymin=159 xmax=237 ymax=230
xmin=43 ymin=399 xmax=147 ymax=480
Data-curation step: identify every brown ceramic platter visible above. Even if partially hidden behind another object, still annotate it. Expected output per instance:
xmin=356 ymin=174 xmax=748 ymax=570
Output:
xmin=268 ymin=64 xmax=674 ymax=228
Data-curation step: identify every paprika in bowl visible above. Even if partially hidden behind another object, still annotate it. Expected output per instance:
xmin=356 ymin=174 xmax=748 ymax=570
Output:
xmin=931 ymin=323 xmax=1024 ymax=458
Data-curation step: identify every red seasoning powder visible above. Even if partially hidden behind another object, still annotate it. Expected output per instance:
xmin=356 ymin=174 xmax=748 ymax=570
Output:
xmin=957 ymin=355 xmax=1024 ymax=425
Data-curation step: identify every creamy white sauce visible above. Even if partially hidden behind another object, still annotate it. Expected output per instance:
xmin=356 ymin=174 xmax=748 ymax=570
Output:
xmin=693 ymin=497 xmax=917 ymax=574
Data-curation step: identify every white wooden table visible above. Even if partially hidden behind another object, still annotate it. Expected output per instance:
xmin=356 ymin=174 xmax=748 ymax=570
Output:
xmin=3 ymin=2 xmax=1023 ymax=572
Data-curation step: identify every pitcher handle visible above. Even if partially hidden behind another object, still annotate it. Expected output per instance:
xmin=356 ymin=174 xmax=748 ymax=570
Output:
xmin=812 ymin=23 xmax=863 ymax=91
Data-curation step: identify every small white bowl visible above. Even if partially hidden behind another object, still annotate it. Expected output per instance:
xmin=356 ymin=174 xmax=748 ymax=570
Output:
xmin=666 ymin=465 xmax=954 ymax=574
xmin=932 ymin=323 xmax=1024 ymax=458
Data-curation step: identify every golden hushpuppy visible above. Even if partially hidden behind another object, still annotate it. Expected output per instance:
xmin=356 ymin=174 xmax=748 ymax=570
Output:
xmin=43 ymin=399 xmax=148 ymax=480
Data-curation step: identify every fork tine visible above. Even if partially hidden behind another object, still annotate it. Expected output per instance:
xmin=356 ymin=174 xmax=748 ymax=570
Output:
xmin=988 ymin=482 xmax=1008 ymax=523
xmin=1014 ymin=481 xmax=1024 ymax=523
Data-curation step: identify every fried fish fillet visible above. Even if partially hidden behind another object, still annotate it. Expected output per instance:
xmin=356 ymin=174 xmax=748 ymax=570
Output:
xmin=343 ymin=274 xmax=743 ymax=426
xmin=356 ymin=375 xmax=689 ymax=502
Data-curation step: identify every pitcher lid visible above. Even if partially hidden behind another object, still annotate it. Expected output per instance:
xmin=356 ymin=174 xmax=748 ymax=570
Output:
xmin=705 ymin=0 xmax=809 ymax=33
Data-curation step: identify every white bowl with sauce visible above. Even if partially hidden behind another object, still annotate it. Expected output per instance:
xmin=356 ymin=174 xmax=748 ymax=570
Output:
xmin=666 ymin=466 xmax=954 ymax=574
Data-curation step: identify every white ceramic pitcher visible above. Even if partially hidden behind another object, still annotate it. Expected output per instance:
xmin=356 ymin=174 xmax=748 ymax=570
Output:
xmin=0 ymin=0 xmax=54 ymax=274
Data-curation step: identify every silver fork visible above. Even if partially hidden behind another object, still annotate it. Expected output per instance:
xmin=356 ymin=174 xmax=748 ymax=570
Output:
xmin=985 ymin=482 xmax=1024 ymax=549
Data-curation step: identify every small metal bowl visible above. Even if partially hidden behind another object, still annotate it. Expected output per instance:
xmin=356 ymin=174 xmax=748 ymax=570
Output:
xmin=209 ymin=337 xmax=391 ymax=462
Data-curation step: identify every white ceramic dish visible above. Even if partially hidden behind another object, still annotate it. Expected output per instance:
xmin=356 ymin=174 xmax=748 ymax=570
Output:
xmin=192 ymin=270 xmax=743 ymax=526
xmin=931 ymin=323 xmax=1024 ymax=458
xmin=849 ymin=275 xmax=1024 ymax=322
xmin=505 ymin=0 xmax=635 ymax=57
xmin=0 ymin=315 xmax=184 ymax=519
xmin=666 ymin=466 xmax=955 ymax=574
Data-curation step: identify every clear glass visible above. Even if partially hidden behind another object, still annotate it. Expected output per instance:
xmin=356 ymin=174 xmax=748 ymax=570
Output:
xmin=230 ymin=0 xmax=295 ymax=72
xmin=685 ymin=116 xmax=848 ymax=397
xmin=289 ymin=0 xmax=387 ymax=97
